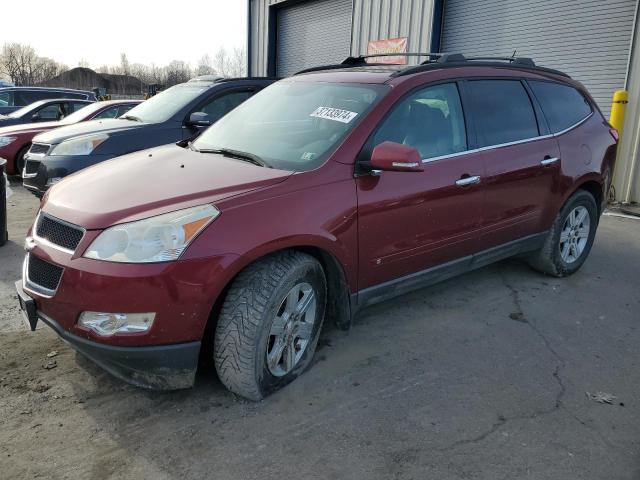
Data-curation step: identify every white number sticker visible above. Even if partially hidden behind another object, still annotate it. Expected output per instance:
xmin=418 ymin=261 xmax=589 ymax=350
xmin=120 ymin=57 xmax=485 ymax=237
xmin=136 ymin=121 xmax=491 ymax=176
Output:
xmin=310 ymin=107 xmax=358 ymax=124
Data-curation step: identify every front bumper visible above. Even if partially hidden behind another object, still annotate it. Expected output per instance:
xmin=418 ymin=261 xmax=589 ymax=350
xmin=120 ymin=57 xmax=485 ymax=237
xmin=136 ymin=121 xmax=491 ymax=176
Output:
xmin=22 ymin=153 xmax=112 ymax=195
xmin=16 ymin=280 xmax=200 ymax=389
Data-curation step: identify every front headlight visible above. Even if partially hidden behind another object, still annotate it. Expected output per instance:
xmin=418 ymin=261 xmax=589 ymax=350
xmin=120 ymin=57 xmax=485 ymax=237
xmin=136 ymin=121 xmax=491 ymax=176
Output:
xmin=84 ymin=205 xmax=220 ymax=263
xmin=49 ymin=133 xmax=108 ymax=156
xmin=0 ymin=136 xmax=16 ymax=147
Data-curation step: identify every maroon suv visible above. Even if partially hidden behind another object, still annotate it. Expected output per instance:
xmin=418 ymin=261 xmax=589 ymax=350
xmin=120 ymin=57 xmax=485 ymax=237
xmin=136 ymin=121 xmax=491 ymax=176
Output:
xmin=16 ymin=55 xmax=617 ymax=400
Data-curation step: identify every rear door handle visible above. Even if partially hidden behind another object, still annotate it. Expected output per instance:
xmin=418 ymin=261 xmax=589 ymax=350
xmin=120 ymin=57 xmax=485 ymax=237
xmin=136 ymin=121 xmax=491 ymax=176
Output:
xmin=455 ymin=175 xmax=481 ymax=186
xmin=541 ymin=157 xmax=559 ymax=166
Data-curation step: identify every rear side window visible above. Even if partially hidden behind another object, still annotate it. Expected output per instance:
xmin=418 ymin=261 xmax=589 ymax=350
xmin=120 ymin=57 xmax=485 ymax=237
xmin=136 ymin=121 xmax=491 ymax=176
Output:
xmin=467 ymin=80 xmax=539 ymax=147
xmin=528 ymin=81 xmax=592 ymax=133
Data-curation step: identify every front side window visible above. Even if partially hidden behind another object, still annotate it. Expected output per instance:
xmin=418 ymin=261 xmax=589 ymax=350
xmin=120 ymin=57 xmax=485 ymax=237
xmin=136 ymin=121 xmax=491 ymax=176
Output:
xmin=36 ymin=103 xmax=63 ymax=120
xmin=528 ymin=81 xmax=592 ymax=133
xmin=7 ymin=100 xmax=47 ymax=118
xmin=93 ymin=105 xmax=121 ymax=119
xmin=193 ymin=81 xmax=388 ymax=171
xmin=70 ymin=102 xmax=89 ymax=112
xmin=467 ymin=80 xmax=539 ymax=147
xmin=371 ymin=82 xmax=467 ymax=160
xmin=198 ymin=91 xmax=252 ymax=123
xmin=0 ymin=91 xmax=14 ymax=107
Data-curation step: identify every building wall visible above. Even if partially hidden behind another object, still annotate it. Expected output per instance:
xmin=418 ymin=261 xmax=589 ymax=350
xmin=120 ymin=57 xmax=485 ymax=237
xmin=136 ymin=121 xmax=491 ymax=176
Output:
xmin=350 ymin=0 xmax=435 ymax=59
xmin=440 ymin=0 xmax=637 ymax=118
xmin=249 ymin=0 xmax=436 ymax=76
xmin=613 ymin=2 xmax=640 ymax=203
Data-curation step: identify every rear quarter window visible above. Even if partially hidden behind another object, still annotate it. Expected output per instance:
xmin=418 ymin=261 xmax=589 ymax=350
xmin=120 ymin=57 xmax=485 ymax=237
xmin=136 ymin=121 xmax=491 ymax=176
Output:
xmin=467 ymin=80 xmax=539 ymax=147
xmin=528 ymin=81 xmax=592 ymax=133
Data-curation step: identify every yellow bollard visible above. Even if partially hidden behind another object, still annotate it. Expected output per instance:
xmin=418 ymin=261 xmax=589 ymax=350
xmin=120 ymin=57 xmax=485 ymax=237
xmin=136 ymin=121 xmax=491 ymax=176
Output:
xmin=609 ymin=90 xmax=628 ymax=135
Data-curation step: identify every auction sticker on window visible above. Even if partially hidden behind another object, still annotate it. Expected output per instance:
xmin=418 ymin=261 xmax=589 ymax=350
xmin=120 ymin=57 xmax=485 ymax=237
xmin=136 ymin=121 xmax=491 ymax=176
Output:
xmin=310 ymin=107 xmax=358 ymax=124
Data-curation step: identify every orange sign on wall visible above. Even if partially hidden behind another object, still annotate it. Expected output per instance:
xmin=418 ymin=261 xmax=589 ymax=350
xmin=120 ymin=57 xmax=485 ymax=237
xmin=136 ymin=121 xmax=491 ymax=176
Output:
xmin=366 ymin=37 xmax=408 ymax=65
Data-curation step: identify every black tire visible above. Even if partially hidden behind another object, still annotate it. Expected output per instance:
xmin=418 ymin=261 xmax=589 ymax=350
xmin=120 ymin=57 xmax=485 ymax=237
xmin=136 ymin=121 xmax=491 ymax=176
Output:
xmin=528 ymin=190 xmax=598 ymax=277
xmin=15 ymin=144 xmax=30 ymax=178
xmin=214 ymin=251 xmax=326 ymax=401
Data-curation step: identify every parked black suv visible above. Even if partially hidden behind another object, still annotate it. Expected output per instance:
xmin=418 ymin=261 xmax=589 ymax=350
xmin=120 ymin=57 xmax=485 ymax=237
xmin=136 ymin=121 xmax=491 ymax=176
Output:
xmin=0 ymin=87 xmax=96 ymax=114
xmin=0 ymin=99 xmax=94 ymax=127
xmin=22 ymin=77 xmax=276 ymax=196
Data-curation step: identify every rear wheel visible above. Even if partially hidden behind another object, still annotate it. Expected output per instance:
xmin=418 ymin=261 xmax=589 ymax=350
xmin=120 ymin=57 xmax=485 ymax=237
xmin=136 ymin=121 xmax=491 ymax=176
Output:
xmin=528 ymin=190 xmax=598 ymax=277
xmin=214 ymin=251 xmax=326 ymax=401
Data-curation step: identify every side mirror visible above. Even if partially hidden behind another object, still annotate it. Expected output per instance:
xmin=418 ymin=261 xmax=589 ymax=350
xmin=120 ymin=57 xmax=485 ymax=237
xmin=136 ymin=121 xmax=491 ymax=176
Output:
xmin=188 ymin=111 xmax=213 ymax=128
xmin=370 ymin=141 xmax=423 ymax=173
xmin=31 ymin=113 xmax=41 ymax=122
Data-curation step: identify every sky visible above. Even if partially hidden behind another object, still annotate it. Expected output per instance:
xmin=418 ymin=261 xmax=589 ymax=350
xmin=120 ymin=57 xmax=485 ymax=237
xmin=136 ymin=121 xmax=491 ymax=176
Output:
xmin=1 ymin=0 xmax=247 ymax=68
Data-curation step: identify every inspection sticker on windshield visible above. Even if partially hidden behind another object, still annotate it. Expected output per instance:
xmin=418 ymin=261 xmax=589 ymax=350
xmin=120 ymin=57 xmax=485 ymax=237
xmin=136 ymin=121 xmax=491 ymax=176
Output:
xmin=310 ymin=107 xmax=358 ymax=124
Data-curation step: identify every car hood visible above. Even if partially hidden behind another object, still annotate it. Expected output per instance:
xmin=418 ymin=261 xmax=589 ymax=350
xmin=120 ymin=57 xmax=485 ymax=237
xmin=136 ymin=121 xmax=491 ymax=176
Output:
xmin=43 ymin=144 xmax=294 ymax=229
xmin=33 ymin=118 xmax=149 ymax=145
xmin=0 ymin=120 xmax=63 ymax=136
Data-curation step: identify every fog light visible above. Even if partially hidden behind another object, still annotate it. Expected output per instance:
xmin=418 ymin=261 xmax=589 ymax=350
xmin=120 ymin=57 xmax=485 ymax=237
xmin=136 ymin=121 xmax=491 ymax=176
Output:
xmin=78 ymin=312 xmax=155 ymax=336
xmin=47 ymin=177 xmax=63 ymax=186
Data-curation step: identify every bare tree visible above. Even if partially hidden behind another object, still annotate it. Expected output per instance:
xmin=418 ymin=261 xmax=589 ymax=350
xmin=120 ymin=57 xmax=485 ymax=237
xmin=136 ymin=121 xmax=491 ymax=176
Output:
xmin=34 ymin=57 xmax=66 ymax=84
xmin=229 ymin=46 xmax=247 ymax=77
xmin=78 ymin=59 xmax=90 ymax=68
xmin=213 ymin=47 xmax=229 ymax=77
xmin=164 ymin=60 xmax=192 ymax=86
xmin=196 ymin=54 xmax=216 ymax=77
xmin=0 ymin=43 xmax=65 ymax=85
xmin=119 ymin=53 xmax=130 ymax=76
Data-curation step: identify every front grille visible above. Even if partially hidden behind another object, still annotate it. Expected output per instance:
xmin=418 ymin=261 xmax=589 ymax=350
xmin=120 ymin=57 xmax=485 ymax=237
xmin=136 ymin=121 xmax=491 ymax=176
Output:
xmin=29 ymin=143 xmax=50 ymax=155
xmin=36 ymin=214 xmax=84 ymax=252
xmin=27 ymin=255 xmax=63 ymax=292
xmin=24 ymin=159 xmax=40 ymax=174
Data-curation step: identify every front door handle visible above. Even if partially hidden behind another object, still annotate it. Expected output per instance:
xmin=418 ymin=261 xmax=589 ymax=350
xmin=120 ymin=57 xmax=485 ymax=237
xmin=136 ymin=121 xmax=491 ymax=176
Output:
xmin=541 ymin=156 xmax=559 ymax=166
xmin=455 ymin=175 xmax=481 ymax=186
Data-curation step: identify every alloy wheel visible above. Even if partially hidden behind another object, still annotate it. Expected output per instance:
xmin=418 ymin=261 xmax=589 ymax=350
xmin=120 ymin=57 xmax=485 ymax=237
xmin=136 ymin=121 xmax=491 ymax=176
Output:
xmin=267 ymin=282 xmax=317 ymax=377
xmin=559 ymin=206 xmax=590 ymax=263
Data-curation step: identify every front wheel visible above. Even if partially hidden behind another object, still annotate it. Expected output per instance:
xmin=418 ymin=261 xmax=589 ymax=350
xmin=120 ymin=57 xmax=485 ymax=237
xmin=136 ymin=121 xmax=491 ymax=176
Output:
xmin=214 ymin=251 xmax=326 ymax=401
xmin=528 ymin=190 xmax=598 ymax=277
xmin=15 ymin=144 xmax=30 ymax=177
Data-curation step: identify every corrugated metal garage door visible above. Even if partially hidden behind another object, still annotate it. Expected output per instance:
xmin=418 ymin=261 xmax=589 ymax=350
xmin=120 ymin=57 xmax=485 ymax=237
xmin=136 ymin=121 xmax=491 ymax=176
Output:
xmin=441 ymin=0 xmax=637 ymax=117
xmin=277 ymin=0 xmax=353 ymax=77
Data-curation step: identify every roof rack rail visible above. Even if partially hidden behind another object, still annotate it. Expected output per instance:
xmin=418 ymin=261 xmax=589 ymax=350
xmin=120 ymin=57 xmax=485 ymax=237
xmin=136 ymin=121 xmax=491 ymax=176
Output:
xmin=294 ymin=52 xmax=570 ymax=79
xmin=396 ymin=52 xmax=570 ymax=78
xmin=294 ymin=52 xmax=444 ymax=75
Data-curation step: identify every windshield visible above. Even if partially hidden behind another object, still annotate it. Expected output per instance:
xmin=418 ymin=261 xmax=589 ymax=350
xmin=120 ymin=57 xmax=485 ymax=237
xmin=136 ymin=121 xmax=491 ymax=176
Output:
xmin=120 ymin=85 xmax=207 ymax=123
xmin=192 ymin=81 xmax=388 ymax=171
xmin=58 ymin=102 xmax=108 ymax=125
xmin=7 ymin=101 xmax=46 ymax=118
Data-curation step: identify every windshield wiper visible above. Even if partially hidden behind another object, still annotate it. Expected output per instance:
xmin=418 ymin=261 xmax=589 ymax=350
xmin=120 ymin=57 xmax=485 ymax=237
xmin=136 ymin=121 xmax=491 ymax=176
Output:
xmin=120 ymin=114 xmax=143 ymax=122
xmin=197 ymin=147 xmax=269 ymax=168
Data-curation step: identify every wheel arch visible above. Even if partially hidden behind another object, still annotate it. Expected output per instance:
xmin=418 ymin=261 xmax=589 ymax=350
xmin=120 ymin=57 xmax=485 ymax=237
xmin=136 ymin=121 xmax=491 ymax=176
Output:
xmin=13 ymin=141 xmax=32 ymax=175
xmin=200 ymin=241 xmax=354 ymax=363
xmin=573 ymin=175 xmax=604 ymax=215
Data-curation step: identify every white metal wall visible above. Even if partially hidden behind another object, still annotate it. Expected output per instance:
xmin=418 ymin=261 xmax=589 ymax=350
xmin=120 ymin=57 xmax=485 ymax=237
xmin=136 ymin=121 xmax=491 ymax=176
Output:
xmin=441 ymin=0 xmax=637 ymax=118
xmin=249 ymin=0 xmax=436 ymax=76
xmin=350 ymin=0 xmax=435 ymax=60
xmin=276 ymin=0 xmax=353 ymax=76
xmin=614 ymin=3 xmax=640 ymax=203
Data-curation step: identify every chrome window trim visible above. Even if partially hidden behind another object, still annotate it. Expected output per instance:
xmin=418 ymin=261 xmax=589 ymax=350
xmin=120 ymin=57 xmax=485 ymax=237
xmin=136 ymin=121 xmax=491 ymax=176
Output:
xmin=22 ymin=254 xmax=59 ymax=298
xmin=32 ymin=211 xmax=85 ymax=255
xmin=552 ymin=111 xmax=593 ymax=136
xmin=420 ymin=112 xmax=593 ymax=164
